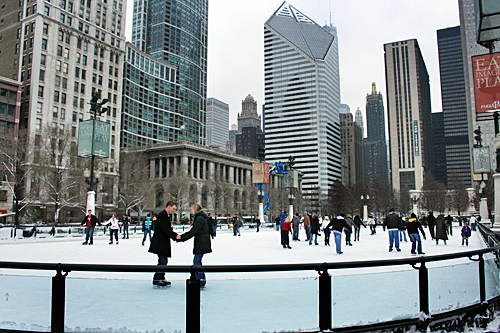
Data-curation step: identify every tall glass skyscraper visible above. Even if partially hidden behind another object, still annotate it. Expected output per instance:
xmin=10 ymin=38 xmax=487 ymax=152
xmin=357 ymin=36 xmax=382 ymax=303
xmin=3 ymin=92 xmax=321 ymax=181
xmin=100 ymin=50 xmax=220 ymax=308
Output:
xmin=126 ymin=0 xmax=208 ymax=146
xmin=264 ymin=3 xmax=341 ymax=195
xmin=437 ymin=26 xmax=471 ymax=187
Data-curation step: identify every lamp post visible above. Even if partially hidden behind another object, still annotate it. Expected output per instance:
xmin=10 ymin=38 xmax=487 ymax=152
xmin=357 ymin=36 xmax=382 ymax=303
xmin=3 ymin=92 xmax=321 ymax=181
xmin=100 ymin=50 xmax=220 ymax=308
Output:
xmin=258 ymin=187 xmax=264 ymax=222
xmin=288 ymin=190 xmax=294 ymax=219
xmin=360 ymin=195 xmax=370 ymax=222
xmin=83 ymin=91 xmax=109 ymax=214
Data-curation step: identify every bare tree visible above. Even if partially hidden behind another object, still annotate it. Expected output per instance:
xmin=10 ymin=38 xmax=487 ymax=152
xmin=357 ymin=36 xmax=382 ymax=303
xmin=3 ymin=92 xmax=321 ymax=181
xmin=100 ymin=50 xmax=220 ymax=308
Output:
xmin=420 ymin=175 xmax=447 ymax=213
xmin=369 ymin=177 xmax=394 ymax=217
xmin=328 ymin=180 xmax=347 ymax=216
xmin=164 ymin=165 xmax=191 ymax=222
xmin=118 ymin=150 xmax=155 ymax=218
xmin=398 ymin=188 xmax=411 ymax=214
xmin=37 ymin=126 xmax=82 ymax=223
xmin=447 ymin=173 xmax=470 ymax=216
xmin=0 ymin=129 xmax=37 ymax=225
xmin=211 ymin=180 xmax=231 ymax=216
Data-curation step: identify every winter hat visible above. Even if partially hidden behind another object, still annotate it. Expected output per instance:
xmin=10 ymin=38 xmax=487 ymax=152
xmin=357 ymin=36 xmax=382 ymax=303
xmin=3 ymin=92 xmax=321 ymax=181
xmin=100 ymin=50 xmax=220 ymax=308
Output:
xmin=346 ymin=214 xmax=351 ymax=218
xmin=410 ymin=213 xmax=417 ymax=219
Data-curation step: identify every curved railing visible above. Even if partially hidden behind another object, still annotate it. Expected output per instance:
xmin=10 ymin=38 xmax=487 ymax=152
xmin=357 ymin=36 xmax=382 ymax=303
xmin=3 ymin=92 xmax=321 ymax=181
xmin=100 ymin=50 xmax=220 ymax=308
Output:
xmin=0 ymin=240 xmax=499 ymax=333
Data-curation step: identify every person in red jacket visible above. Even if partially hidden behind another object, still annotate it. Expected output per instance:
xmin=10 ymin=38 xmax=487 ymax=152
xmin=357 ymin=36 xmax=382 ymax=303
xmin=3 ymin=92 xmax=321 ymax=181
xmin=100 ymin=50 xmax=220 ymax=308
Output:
xmin=80 ymin=209 xmax=100 ymax=245
xmin=281 ymin=216 xmax=292 ymax=249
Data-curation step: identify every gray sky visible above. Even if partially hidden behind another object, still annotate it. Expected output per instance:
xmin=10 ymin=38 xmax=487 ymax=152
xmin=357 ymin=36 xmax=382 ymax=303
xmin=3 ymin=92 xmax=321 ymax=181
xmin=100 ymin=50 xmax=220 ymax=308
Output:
xmin=127 ymin=1 xmax=461 ymax=133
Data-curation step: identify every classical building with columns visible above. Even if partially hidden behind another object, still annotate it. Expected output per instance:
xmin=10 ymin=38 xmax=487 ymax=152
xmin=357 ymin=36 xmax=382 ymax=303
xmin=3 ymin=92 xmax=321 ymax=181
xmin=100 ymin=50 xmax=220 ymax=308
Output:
xmin=121 ymin=141 xmax=290 ymax=221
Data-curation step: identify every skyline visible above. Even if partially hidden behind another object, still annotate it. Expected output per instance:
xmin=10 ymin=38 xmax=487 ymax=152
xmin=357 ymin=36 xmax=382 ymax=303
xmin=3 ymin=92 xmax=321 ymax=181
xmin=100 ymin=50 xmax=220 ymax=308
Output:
xmin=126 ymin=1 xmax=461 ymax=132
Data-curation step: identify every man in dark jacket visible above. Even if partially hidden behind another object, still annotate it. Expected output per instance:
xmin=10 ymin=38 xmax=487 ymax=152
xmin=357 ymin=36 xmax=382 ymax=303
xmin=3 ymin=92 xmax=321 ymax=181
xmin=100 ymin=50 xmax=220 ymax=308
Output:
xmin=149 ymin=201 xmax=178 ymax=287
xmin=427 ymin=212 xmax=436 ymax=240
xmin=407 ymin=213 xmax=426 ymax=255
xmin=81 ymin=209 xmax=100 ymax=245
xmin=383 ymin=209 xmax=404 ymax=252
xmin=325 ymin=214 xmax=351 ymax=254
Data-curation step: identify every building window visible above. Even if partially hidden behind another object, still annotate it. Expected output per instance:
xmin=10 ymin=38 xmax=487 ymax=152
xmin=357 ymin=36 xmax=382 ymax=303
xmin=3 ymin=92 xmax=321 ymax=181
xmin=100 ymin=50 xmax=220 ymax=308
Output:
xmin=36 ymin=118 xmax=41 ymax=130
xmin=37 ymin=102 xmax=42 ymax=113
xmin=38 ymin=86 xmax=44 ymax=97
xmin=39 ymin=69 xmax=45 ymax=81
xmin=41 ymin=39 xmax=47 ymax=50
xmin=52 ymin=106 xmax=58 ymax=118
xmin=40 ymin=54 xmax=46 ymax=66
xmin=44 ymin=5 xmax=49 ymax=15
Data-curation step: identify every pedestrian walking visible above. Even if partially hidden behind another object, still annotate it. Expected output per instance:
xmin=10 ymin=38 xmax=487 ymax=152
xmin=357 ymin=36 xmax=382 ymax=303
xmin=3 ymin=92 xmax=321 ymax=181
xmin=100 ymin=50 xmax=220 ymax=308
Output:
xmin=255 ymin=217 xmax=261 ymax=232
xmin=177 ymin=204 xmax=212 ymax=288
xmin=148 ymin=201 xmax=178 ymax=288
xmin=324 ymin=214 xmax=351 ymax=254
xmin=292 ymin=213 xmax=300 ymax=241
xmin=232 ymin=215 xmax=238 ymax=236
xmin=322 ymin=216 xmax=331 ymax=246
xmin=344 ymin=214 xmax=355 ymax=246
xmin=399 ymin=216 xmax=408 ymax=242
xmin=435 ymin=214 xmax=448 ymax=245
xmin=427 ymin=212 xmax=436 ymax=240
xmin=445 ymin=214 xmax=453 ymax=236
xmin=107 ymin=214 xmax=120 ymax=244
xmin=369 ymin=215 xmax=377 ymax=235
xmin=353 ymin=215 xmax=366 ymax=240
xmin=303 ymin=212 xmax=311 ymax=241
xmin=407 ymin=213 xmax=426 ymax=255
xmin=469 ymin=215 xmax=477 ymax=232
xmin=281 ymin=216 xmax=292 ymax=249
xmin=383 ymin=208 xmax=404 ymax=252
xmin=274 ymin=215 xmax=280 ymax=231
xmin=461 ymin=222 xmax=472 ymax=246
xmin=80 ymin=209 xmax=100 ymax=245
xmin=142 ymin=214 xmax=153 ymax=246
xmin=309 ymin=214 xmax=320 ymax=245
xmin=122 ymin=215 xmax=130 ymax=239
xmin=233 ymin=217 xmax=243 ymax=236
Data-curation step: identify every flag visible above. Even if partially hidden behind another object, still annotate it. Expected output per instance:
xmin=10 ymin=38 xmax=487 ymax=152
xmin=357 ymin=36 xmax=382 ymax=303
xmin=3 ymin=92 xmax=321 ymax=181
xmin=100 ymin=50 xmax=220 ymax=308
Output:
xmin=180 ymin=123 xmax=186 ymax=130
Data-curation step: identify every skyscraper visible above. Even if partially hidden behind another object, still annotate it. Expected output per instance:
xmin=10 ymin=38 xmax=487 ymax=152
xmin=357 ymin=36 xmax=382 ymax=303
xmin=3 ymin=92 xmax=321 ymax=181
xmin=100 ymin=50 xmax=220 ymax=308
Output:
xmin=340 ymin=112 xmax=363 ymax=185
xmin=384 ymin=39 xmax=432 ymax=192
xmin=437 ymin=26 xmax=471 ymax=186
xmin=206 ymin=98 xmax=229 ymax=150
xmin=264 ymin=2 xmax=341 ymax=194
xmin=0 ymin=0 xmax=127 ymax=219
xmin=363 ymin=83 xmax=388 ymax=185
xmin=354 ymin=107 xmax=364 ymax=137
xmin=238 ymin=95 xmax=261 ymax=132
xmin=129 ymin=0 xmax=208 ymax=145
xmin=236 ymin=94 xmax=264 ymax=159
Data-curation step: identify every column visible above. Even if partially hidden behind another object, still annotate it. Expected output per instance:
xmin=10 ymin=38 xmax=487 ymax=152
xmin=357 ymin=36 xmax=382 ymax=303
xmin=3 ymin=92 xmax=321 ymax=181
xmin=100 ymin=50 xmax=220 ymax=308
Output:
xmin=246 ymin=169 xmax=251 ymax=186
xmin=159 ymin=158 xmax=163 ymax=178
xmin=209 ymin=161 xmax=215 ymax=181
xmin=166 ymin=158 xmax=170 ymax=178
xmin=197 ymin=159 xmax=201 ymax=179
xmin=149 ymin=159 xmax=155 ymax=179
xmin=228 ymin=166 xmax=234 ymax=184
xmin=173 ymin=157 xmax=177 ymax=176
xmin=181 ymin=155 xmax=188 ymax=176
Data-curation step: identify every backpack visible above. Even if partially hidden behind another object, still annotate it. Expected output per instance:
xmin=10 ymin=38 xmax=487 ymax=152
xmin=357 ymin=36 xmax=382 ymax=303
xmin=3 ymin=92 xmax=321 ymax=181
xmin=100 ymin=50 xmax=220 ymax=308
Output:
xmin=207 ymin=217 xmax=216 ymax=238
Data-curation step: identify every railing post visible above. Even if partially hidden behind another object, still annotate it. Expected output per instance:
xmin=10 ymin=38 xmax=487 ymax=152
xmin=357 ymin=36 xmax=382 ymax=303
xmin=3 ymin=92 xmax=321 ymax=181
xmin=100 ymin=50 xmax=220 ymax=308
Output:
xmin=186 ymin=266 xmax=200 ymax=333
xmin=51 ymin=264 xmax=66 ymax=333
xmin=419 ymin=261 xmax=429 ymax=315
xmin=479 ymin=253 xmax=486 ymax=303
xmin=318 ymin=264 xmax=331 ymax=332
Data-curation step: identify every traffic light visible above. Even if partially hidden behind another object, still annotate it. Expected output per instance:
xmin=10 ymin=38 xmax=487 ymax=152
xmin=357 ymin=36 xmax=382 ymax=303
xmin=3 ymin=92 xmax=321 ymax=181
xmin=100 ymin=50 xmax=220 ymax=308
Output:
xmin=474 ymin=126 xmax=482 ymax=147
xmin=287 ymin=155 xmax=295 ymax=169
xmin=257 ymin=146 xmax=265 ymax=162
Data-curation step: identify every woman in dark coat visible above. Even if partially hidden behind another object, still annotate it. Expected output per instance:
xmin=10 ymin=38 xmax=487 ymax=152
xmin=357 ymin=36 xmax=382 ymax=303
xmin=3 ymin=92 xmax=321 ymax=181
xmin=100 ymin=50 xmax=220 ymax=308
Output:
xmin=435 ymin=214 xmax=448 ymax=245
xmin=178 ymin=204 xmax=212 ymax=287
xmin=309 ymin=214 xmax=320 ymax=245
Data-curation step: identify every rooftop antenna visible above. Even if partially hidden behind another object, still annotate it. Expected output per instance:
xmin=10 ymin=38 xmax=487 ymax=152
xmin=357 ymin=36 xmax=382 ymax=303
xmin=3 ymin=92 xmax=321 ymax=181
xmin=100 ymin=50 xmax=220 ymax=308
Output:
xmin=329 ymin=0 xmax=332 ymax=26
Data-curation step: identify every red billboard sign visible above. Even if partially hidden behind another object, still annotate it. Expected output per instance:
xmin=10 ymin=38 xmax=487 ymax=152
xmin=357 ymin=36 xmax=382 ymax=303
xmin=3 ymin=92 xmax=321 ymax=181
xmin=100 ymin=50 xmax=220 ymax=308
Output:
xmin=472 ymin=52 xmax=500 ymax=113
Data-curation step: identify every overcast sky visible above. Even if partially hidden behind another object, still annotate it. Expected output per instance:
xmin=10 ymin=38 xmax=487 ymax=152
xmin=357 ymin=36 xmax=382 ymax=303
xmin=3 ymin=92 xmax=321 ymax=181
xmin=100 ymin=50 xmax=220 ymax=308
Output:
xmin=127 ymin=1 xmax=461 ymax=133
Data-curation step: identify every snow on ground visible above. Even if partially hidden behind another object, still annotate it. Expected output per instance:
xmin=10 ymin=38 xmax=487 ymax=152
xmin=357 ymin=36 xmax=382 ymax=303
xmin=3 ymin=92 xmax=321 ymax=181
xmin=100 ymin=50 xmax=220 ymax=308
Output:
xmin=0 ymin=225 xmax=497 ymax=333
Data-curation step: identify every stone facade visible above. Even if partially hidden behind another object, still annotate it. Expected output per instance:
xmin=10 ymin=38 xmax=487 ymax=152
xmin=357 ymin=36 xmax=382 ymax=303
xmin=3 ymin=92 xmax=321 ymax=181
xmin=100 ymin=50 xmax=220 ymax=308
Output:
xmin=122 ymin=141 xmax=285 ymax=220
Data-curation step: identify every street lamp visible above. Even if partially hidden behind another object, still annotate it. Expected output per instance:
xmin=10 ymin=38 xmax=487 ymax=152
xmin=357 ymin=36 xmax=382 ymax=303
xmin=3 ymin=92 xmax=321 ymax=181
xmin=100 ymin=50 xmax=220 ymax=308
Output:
xmin=360 ymin=195 xmax=370 ymax=222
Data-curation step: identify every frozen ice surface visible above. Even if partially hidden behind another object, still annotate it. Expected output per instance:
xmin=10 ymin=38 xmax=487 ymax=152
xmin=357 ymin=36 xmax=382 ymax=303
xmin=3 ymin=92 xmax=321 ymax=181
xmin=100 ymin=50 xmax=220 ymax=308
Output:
xmin=0 ymin=225 xmax=495 ymax=332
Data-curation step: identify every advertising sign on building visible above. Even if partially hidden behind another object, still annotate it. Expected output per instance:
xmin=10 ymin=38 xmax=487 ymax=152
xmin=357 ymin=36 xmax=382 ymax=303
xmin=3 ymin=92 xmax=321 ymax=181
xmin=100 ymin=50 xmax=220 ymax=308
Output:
xmin=472 ymin=52 xmax=500 ymax=113
xmin=473 ymin=147 xmax=491 ymax=174
xmin=78 ymin=119 xmax=110 ymax=158
xmin=413 ymin=120 xmax=420 ymax=157
xmin=252 ymin=163 xmax=270 ymax=184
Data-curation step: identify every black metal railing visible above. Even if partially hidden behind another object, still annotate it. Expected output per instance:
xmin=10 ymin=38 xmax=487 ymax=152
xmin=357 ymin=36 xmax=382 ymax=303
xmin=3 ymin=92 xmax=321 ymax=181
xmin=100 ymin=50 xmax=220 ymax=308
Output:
xmin=1 ymin=244 xmax=499 ymax=333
